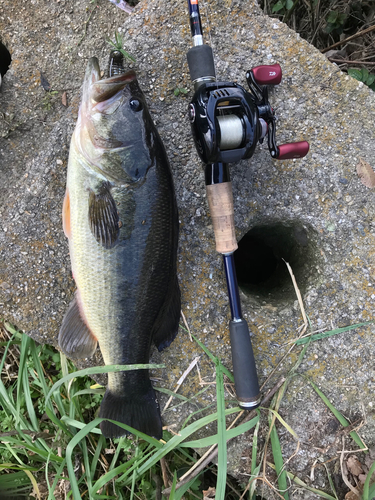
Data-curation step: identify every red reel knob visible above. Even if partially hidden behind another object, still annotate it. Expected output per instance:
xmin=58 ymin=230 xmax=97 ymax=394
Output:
xmin=251 ymin=64 xmax=282 ymax=85
xmin=277 ymin=141 xmax=310 ymax=160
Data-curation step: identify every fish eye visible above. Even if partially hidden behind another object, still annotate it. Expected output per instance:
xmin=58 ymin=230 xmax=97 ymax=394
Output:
xmin=129 ymin=99 xmax=142 ymax=112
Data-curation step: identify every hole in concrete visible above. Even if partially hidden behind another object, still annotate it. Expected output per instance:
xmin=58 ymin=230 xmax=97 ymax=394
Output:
xmin=0 ymin=41 xmax=11 ymax=80
xmin=234 ymin=222 xmax=318 ymax=303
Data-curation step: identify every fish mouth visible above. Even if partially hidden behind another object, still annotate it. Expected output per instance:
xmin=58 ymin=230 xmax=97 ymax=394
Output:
xmin=83 ymin=57 xmax=136 ymax=105
xmin=76 ymin=58 xmax=140 ymax=179
xmin=92 ymin=70 xmax=137 ymax=103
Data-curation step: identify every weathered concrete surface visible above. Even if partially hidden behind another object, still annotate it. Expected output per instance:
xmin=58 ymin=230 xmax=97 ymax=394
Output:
xmin=1 ymin=0 xmax=375 ymax=497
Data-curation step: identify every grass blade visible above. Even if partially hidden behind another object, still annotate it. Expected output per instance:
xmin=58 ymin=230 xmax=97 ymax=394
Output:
xmin=169 ymin=471 xmax=178 ymax=499
xmin=0 ymin=469 xmax=33 ymax=496
xmin=307 ymin=378 xmax=367 ymax=451
xmin=72 ymin=388 xmax=105 ymax=399
xmin=191 ymin=333 xmax=234 ymax=382
xmin=61 ymin=416 xmax=104 ymax=434
xmin=362 ymin=460 xmax=375 ymax=500
xmin=164 ymin=385 xmax=212 ymax=414
xmin=45 ymin=407 xmax=74 ymax=439
xmin=24 ymin=469 xmax=41 ymax=500
xmin=95 ymin=448 xmax=156 ymax=493
xmin=0 ymin=436 xmax=63 ymax=463
xmin=66 ymin=418 xmax=103 ymax=499
xmin=90 ymin=435 xmax=106 ymax=478
xmin=129 ymin=442 xmax=139 ymax=500
xmin=295 ymin=322 xmax=373 ymax=345
xmin=109 ymin=437 xmax=129 ymax=472
xmin=156 ymin=386 xmax=190 ymax=402
xmin=81 ymin=433 xmax=93 ymax=495
xmin=268 ymin=409 xmax=299 ymax=440
xmin=16 ymin=334 xmax=34 ymax=429
xmin=45 ymin=363 xmax=165 ymax=406
xmin=268 ymin=413 xmax=289 ymax=500
xmin=28 ymin=340 xmax=58 ymax=419
xmin=181 ymin=402 xmax=216 ymax=429
xmin=22 ymin=370 xmax=38 ymax=432
xmin=268 ymin=462 xmax=337 ymax=500
xmin=323 ymin=463 xmax=339 ymax=500
xmin=93 ymin=407 xmax=241 ymax=491
xmin=250 ymin=410 xmax=261 ymax=499
xmin=47 ymin=458 xmax=67 ymax=500
xmin=179 ymin=415 xmax=259 ymax=448
xmin=0 ymin=336 xmax=17 ymax=415
xmin=368 ymin=480 xmax=375 ymax=499
xmin=215 ymin=358 xmax=227 ymax=500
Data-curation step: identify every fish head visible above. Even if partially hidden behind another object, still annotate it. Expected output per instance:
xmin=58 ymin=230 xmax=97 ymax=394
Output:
xmin=76 ymin=57 xmax=157 ymax=185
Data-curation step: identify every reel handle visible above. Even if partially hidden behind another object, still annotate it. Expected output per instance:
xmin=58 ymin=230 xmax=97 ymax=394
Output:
xmin=251 ymin=63 xmax=282 ymax=86
xmin=277 ymin=141 xmax=310 ymax=160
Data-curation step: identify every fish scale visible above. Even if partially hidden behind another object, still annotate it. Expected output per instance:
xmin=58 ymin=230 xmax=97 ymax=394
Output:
xmin=59 ymin=57 xmax=180 ymax=439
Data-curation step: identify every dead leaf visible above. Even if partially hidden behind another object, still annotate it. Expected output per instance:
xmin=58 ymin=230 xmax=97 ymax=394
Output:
xmin=40 ymin=71 xmax=51 ymax=91
xmin=356 ymin=158 xmax=375 ymax=188
xmin=325 ymin=48 xmax=347 ymax=59
xmin=347 ymin=455 xmax=364 ymax=477
xmin=359 ymin=473 xmax=367 ymax=484
xmin=203 ymin=486 xmax=216 ymax=499
xmin=345 ymin=492 xmax=360 ymax=500
xmin=62 ymin=91 xmax=68 ymax=107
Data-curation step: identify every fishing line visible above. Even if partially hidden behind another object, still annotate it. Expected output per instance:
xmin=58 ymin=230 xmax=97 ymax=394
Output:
xmin=200 ymin=0 xmax=217 ymax=86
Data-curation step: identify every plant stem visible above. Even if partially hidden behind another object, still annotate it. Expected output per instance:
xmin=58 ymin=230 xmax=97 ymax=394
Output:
xmin=283 ymin=0 xmax=300 ymax=24
xmin=321 ymin=24 xmax=375 ymax=53
xmin=327 ymin=58 xmax=375 ymax=66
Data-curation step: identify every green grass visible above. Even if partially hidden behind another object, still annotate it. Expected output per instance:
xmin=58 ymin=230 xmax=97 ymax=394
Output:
xmin=261 ymin=0 xmax=375 ymax=92
xmin=0 ymin=323 xmax=251 ymax=499
xmin=106 ymin=31 xmax=136 ymax=63
xmin=1 ymin=320 xmax=375 ymax=500
xmin=294 ymin=321 xmax=373 ymax=346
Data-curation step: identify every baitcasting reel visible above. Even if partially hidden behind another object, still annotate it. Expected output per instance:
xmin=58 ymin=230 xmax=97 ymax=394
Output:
xmin=188 ymin=61 xmax=309 ymax=165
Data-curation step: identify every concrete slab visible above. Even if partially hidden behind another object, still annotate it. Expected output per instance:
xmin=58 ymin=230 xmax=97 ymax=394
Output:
xmin=1 ymin=0 xmax=374 ymax=496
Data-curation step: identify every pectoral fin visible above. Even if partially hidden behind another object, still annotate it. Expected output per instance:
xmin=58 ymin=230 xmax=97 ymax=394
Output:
xmin=58 ymin=293 xmax=97 ymax=359
xmin=89 ymin=182 xmax=120 ymax=249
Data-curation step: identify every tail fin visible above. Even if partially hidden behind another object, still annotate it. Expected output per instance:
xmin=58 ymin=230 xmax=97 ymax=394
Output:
xmin=99 ymin=385 xmax=162 ymax=439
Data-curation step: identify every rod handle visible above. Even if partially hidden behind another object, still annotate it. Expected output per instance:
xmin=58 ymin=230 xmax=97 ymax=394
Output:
xmin=187 ymin=44 xmax=216 ymax=83
xmin=229 ymin=319 xmax=261 ymax=409
xmin=206 ymin=182 xmax=238 ymax=254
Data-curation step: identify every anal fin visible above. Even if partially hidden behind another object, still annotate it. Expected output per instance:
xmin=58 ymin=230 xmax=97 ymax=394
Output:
xmin=58 ymin=293 xmax=97 ymax=359
xmin=152 ymin=274 xmax=181 ymax=352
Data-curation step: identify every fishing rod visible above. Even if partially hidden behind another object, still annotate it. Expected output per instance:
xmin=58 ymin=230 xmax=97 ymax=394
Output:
xmin=185 ymin=0 xmax=309 ymax=410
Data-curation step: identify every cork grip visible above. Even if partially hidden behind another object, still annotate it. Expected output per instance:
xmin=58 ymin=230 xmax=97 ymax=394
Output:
xmin=206 ymin=182 xmax=238 ymax=254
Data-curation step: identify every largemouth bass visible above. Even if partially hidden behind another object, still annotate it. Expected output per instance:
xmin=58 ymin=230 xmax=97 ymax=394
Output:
xmin=59 ymin=57 xmax=180 ymax=439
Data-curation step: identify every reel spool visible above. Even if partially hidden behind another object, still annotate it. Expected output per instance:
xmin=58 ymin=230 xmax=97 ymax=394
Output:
xmin=188 ymin=81 xmax=260 ymax=164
